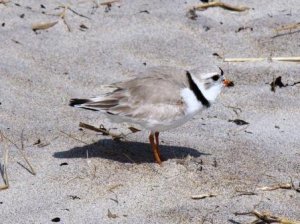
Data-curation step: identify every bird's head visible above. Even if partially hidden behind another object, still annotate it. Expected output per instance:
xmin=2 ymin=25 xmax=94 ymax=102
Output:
xmin=189 ymin=67 xmax=233 ymax=103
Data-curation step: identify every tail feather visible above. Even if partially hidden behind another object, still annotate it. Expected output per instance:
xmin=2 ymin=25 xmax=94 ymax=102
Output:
xmin=69 ymin=98 xmax=91 ymax=107
xmin=69 ymin=97 xmax=119 ymax=113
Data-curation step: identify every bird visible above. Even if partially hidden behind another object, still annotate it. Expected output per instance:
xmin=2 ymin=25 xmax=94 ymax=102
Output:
xmin=69 ymin=66 xmax=232 ymax=164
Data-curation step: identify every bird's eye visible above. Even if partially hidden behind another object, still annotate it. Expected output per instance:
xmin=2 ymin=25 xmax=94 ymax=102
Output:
xmin=211 ymin=75 xmax=220 ymax=81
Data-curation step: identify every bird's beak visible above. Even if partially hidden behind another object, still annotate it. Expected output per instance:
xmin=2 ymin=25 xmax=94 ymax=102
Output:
xmin=223 ymin=79 xmax=234 ymax=87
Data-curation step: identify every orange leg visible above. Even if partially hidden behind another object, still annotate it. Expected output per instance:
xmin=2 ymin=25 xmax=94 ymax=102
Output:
xmin=149 ymin=133 xmax=162 ymax=165
xmin=154 ymin=132 xmax=162 ymax=158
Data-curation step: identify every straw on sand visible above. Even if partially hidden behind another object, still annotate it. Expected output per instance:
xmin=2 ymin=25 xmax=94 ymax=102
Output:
xmin=0 ymin=145 xmax=9 ymax=190
xmin=224 ymin=57 xmax=300 ymax=62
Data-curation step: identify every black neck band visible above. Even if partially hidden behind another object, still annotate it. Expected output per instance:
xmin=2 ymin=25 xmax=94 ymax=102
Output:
xmin=186 ymin=71 xmax=210 ymax=108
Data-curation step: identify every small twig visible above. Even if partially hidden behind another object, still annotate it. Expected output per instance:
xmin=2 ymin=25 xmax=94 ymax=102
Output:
xmin=79 ymin=122 xmax=125 ymax=140
xmin=79 ymin=122 xmax=109 ymax=134
xmin=192 ymin=1 xmax=250 ymax=12
xmin=191 ymin=193 xmax=217 ymax=200
xmin=235 ymin=190 xmax=257 ymax=196
xmin=234 ymin=211 xmax=252 ymax=216
xmin=235 ymin=209 xmax=300 ymax=224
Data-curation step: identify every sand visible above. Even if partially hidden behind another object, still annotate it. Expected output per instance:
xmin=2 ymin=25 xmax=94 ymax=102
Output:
xmin=0 ymin=0 xmax=300 ymax=223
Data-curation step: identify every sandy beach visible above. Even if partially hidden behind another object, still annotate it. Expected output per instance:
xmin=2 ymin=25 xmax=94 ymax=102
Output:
xmin=1 ymin=0 xmax=300 ymax=223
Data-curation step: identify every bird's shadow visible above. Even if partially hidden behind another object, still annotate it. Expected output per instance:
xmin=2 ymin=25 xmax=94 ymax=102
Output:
xmin=53 ymin=139 xmax=209 ymax=164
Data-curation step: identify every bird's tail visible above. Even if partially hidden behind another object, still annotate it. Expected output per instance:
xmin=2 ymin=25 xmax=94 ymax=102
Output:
xmin=69 ymin=98 xmax=100 ymax=111
xmin=69 ymin=96 xmax=119 ymax=112
xmin=69 ymin=98 xmax=91 ymax=107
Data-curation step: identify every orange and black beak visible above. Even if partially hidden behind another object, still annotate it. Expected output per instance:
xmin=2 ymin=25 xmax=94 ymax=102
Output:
xmin=223 ymin=79 xmax=234 ymax=87
xmin=219 ymin=67 xmax=234 ymax=87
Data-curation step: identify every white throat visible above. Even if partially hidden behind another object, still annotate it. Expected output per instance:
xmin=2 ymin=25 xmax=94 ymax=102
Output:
xmin=191 ymin=74 xmax=222 ymax=102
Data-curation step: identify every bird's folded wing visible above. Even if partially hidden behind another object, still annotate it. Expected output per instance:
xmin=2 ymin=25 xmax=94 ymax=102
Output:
xmin=85 ymin=71 xmax=189 ymax=122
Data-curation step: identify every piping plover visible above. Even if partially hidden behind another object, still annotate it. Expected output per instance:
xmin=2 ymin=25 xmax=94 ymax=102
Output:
xmin=70 ymin=66 xmax=232 ymax=164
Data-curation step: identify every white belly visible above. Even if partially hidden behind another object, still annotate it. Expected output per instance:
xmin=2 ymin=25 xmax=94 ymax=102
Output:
xmin=106 ymin=87 xmax=205 ymax=132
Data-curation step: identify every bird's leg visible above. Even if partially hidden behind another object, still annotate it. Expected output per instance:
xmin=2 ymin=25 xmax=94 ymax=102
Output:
xmin=149 ymin=133 xmax=162 ymax=165
xmin=154 ymin=132 xmax=162 ymax=158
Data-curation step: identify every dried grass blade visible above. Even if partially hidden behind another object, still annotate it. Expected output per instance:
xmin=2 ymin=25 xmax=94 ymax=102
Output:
xmin=251 ymin=210 xmax=300 ymax=224
xmin=32 ymin=21 xmax=58 ymax=31
xmin=1 ymin=132 xmax=36 ymax=175
xmin=0 ymin=146 xmax=9 ymax=190
xmin=275 ymin=23 xmax=300 ymax=32
xmin=224 ymin=57 xmax=265 ymax=62
xmin=193 ymin=2 xmax=249 ymax=12
xmin=18 ymin=149 xmax=36 ymax=175
xmin=224 ymin=57 xmax=300 ymax=62
xmin=79 ymin=122 xmax=109 ymax=134
xmin=272 ymin=57 xmax=300 ymax=62
xmin=257 ymin=183 xmax=292 ymax=191
xmin=191 ymin=193 xmax=217 ymax=200
xmin=100 ymin=0 xmax=120 ymax=6
xmin=79 ymin=122 xmax=125 ymax=140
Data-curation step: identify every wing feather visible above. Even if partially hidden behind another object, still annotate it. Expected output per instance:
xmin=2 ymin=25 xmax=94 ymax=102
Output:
xmin=71 ymin=67 xmax=189 ymax=123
